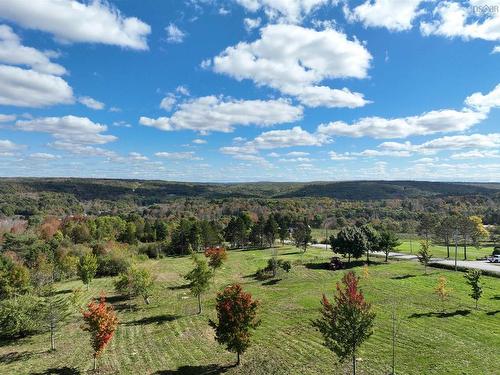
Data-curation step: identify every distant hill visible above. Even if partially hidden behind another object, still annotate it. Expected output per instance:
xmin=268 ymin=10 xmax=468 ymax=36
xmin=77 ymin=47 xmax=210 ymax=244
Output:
xmin=0 ymin=178 xmax=498 ymax=203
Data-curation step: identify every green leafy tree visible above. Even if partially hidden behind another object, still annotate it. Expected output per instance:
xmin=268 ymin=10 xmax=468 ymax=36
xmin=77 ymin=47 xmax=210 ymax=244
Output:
xmin=377 ymin=230 xmax=401 ymax=262
xmin=469 ymin=216 xmax=489 ymax=250
xmin=264 ymin=216 xmax=279 ymax=248
xmin=292 ymin=219 xmax=312 ymax=253
xmin=360 ymin=225 xmax=379 ymax=264
xmin=115 ymin=267 xmax=155 ymax=305
xmin=464 ymin=269 xmax=483 ymax=309
xmin=77 ymin=253 xmax=98 ymax=290
xmin=0 ymin=256 xmax=31 ymax=299
xmin=314 ymin=272 xmax=375 ymax=375
xmin=0 ymin=294 xmax=45 ymax=338
xmin=330 ymin=226 xmax=367 ymax=264
xmin=417 ymin=240 xmax=432 ymax=274
xmin=209 ymin=284 xmax=260 ymax=366
xmin=184 ymin=256 xmax=212 ymax=314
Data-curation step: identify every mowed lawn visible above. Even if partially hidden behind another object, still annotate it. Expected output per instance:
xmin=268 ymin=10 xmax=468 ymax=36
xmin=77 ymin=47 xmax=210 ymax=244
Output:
xmin=1 ymin=246 xmax=499 ymax=375
xmin=396 ymin=240 xmax=494 ymax=260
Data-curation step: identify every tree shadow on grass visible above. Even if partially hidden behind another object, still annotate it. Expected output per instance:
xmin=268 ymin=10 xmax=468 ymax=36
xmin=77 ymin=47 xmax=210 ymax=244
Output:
xmin=281 ymin=251 xmax=302 ymax=256
xmin=30 ymin=367 xmax=80 ymax=375
xmin=112 ymin=302 xmax=138 ymax=312
xmin=490 ymin=295 xmax=500 ymax=300
xmin=53 ymin=289 xmax=72 ymax=295
xmin=102 ymin=294 xmax=128 ymax=303
xmin=305 ymin=260 xmax=383 ymax=271
xmin=409 ymin=309 xmax=471 ymax=319
xmin=168 ymin=284 xmax=190 ymax=290
xmin=154 ymin=363 xmax=236 ymax=375
xmin=391 ymin=274 xmax=417 ymax=280
xmin=123 ymin=314 xmax=180 ymax=326
xmin=0 ymin=351 xmax=33 ymax=364
xmin=486 ymin=310 xmax=499 ymax=316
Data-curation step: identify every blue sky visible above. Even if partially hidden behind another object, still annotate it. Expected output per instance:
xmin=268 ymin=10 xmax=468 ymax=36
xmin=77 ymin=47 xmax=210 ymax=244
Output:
xmin=0 ymin=0 xmax=499 ymax=182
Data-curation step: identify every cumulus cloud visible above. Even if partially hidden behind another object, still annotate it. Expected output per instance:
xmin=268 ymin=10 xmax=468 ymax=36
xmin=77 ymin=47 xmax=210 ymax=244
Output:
xmin=192 ymin=138 xmax=207 ymax=144
xmin=16 ymin=115 xmax=116 ymax=145
xmin=50 ymin=141 xmax=117 ymax=158
xmin=209 ymin=24 xmax=372 ymax=108
xmin=0 ymin=114 xmax=16 ymax=122
xmin=128 ymin=152 xmax=148 ymax=161
xmin=165 ymin=23 xmax=186 ymax=43
xmin=220 ymin=126 xmax=329 ymax=155
xmin=0 ymin=139 xmax=24 ymax=155
xmin=29 ymin=152 xmax=60 ymax=160
xmin=420 ymin=1 xmax=500 ymax=42
xmin=160 ymin=95 xmax=176 ymax=111
xmin=0 ymin=24 xmax=66 ymax=75
xmin=155 ymin=151 xmax=202 ymax=160
xmin=235 ymin=0 xmax=330 ymax=23
xmin=345 ymin=0 xmax=426 ymax=31
xmin=244 ymin=17 xmax=261 ymax=31
xmin=140 ymin=96 xmax=302 ymax=133
xmin=464 ymin=83 xmax=500 ymax=112
xmin=78 ymin=96 xmax=105 ymax=110
xmin=0 ymin=65 xmax=73 ymax=107
xmin=450 ymin=149 xmax=500 ymax=159
xmin=317 ymin=109 xmax=486 ymax=139
xmin=0 ymin=0 xmax=150 ymax=49
xmin=329 ymin=151 xmax=355 ymax=160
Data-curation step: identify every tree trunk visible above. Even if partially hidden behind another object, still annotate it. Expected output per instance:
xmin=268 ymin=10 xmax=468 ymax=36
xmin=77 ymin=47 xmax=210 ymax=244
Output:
xmin=93 ymin=355 xmax=97 ymax=371
xmin=197 ymin=294 xmax=202 ymax=314
xmin=463 ymin=244 xmax=467 ymax=260
xmin=385 ymin=250 xmax=389 ymax=262
xmin=366 ymin=250 xmax=370 ymax=265
xmin=348 ymin=253 xmax=351 ymax=264
xmin=50 ymin=324 xmax=55 ymax=351
xmin=86 ymin=283 xmax=89 ymax=291
xmin=145 ymin=296 xmax=150 ymax=305
xmin=352 ymin=354 xmax=356 ymax=375
xmin=237 ymin=351 xmax=241 ymax=366
xmin=446 ymin=243 xmax=450 ymax=258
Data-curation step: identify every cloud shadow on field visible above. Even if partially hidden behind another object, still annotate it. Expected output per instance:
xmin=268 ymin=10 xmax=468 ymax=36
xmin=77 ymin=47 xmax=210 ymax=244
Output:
xmin=123 ymin=314 xmax=180 ymax=326
xmin=30 ymin=367 xmax=80 ymax=375
xmin=154 ymin=363 xmax=236 ymax=374
xmin=409 ymin=309 xmax=471 ymax=319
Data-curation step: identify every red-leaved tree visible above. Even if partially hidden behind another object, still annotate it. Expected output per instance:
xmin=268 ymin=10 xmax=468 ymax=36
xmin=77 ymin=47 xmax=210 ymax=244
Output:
xmin=209 ymin=284 xmax=260 ymax=366
xmin=314 ymin=272 xmax=375 ymax=375
xmin=81 ymin=295 xmax=118 ymax=371
xmin=204 ymin=247 xmax=227 ymax=271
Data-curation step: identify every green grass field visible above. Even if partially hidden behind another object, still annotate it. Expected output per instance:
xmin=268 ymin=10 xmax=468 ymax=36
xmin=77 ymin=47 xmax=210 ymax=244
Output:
xmin=1 ymin=246 xmax=499 ymax=375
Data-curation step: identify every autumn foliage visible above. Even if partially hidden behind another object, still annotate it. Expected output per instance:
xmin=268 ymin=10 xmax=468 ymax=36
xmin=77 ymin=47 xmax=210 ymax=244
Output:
xmin=204 ymin=247 xmax=227 ymax=270
xmin=314 ymin=271 xmax=375 ymax=375
xmin=209 ymin=284 xmax=260 ymax=365
xmin=81 ymin=295 xmax=118 ymax=369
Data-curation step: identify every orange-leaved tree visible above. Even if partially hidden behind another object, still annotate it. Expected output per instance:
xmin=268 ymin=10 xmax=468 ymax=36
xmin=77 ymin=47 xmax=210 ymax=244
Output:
xmin=81 ymin=294 xmax=118 ymax=371
xmin=209 ymin=284 xmax=260 ymax=366
xmin=204 ymin=247 xmax=227 ymax=271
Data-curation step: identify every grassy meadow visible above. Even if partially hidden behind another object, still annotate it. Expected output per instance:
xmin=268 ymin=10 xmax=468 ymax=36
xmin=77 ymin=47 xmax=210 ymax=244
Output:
xmin=1 ymin=246 xmax=499 ymax=375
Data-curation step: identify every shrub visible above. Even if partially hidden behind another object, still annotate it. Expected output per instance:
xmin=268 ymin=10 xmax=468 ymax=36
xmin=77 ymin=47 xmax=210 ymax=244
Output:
xmin=0 ymin=294 xmax=45 ymax=338
xmin=96 ymin=249 xmax=131 ymax=277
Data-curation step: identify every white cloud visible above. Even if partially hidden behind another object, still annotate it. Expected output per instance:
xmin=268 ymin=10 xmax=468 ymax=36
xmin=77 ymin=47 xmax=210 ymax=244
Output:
xmin=29 ymin=152 xmax=60 ymax=160
xmin=155 ymin=151 xmax=202 ymax=160
xmin=235 ymin=0 xmax=330 ymax=23
xmin=0 ymin=0 xmax=150 ymax=50
xmin=420 ymin=1 xmax=500 ymax=42
xmin=317 ymin=108 xmax=485 ymax=139
xmin=140 ymin=96 xmax=302 ymax=133
xmin=233 ymin=153 xmax=272 ymax=166
xmin=16 ymin=115 xmax=116 ymax=145
xmin=244 ymin=17 xmax=261 ymax=31
xmin=165 ymin=23 xmax=186 ymax=43
xmin=0 ymin=139 xmax=24 ymax=155
xmin=129 ymin=152 xmax=148 ymax=161
xmin=0 ymin=114 xmax=16 ymax=122
xmin=192 ymin=138 xmax=207 ymax=144
xmin=210 ymin=24 xmax=372 ymax=108
xmin=176 ymin=85 xmax=190 ymax=96
xmin=493 ymin=46 xmax=500 ymax=53
xmin=0 ymin=24 xmax=66 ymax=75
xmin=50 ymin=141 xmax=117 ymax=158
xmin=160 ymin=95 xmax=177 ymax=111
xmin=464 ymin=83 xmax=500 ymax=112
xmin=287 ymin=151 xmax=309 ymax=156
xmin=329 ymin=151 xmax=355 ymax=160
xmin=109 ymin=106 xmax=122 ymax=112
xmin=221 ymin=126 xmax=329 ymax=154
xmin=346 ymin=0 xmax=426 ymax=31
xmin=0 ymin=65 xmax=73 ymax=107
xmin=78 ymin=96 xmax=105 ymax=110
xmin=450 ymin=149 xmax=500 ymax=159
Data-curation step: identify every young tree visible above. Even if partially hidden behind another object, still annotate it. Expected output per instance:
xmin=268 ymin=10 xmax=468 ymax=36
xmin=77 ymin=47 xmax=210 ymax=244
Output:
xmin=434 ymin=216 xmax=457 ymax=258
xmin=360 ymin=225 xmax=379 ymax=265
xmin=417 ymin=213 xmax=438 ymax=241
xmin=377 ymin=230 xmax=401 ymax=262
xmin=115 ymin=267 xmax=155 ymax=305
xmin=292 ymin=219 xmax=312 ymax=253
xmin=204 ymin=247 xmax=227 ymax=272
xmin=77 ymin=253 xmax=98 ymax=290
xmin=184 ymin=256 xmax=212 ymax=314
xmin=264 ymin=216 xmax=279 ymax=248
xmin=417 ymin=240 xmax=432 ymax=274
xmin=330 ymin=226 xmax=367 ymax=264
xmin=464 ymin=269 xmax=483 ymax=309
xmin=458 ymin=215 xmax=475 ymax=260
xmin=314 ymin=272 xmax=375 ymax=375
xmin=43 ymin=290 xmax=72 ymax=351
xmin=435 ymin=276 xmax=449 ymax=310
xmin=81 ymin=295 xmax=118 ymax=371
xmin=469 ymin=216 xmax=489 ymax=250
xmin=209 ymin=284 xmax=260 ymax=366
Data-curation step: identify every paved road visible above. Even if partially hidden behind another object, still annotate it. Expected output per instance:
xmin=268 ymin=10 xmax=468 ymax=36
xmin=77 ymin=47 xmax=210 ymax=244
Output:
xmin=310 ymin=244 xmax=500 ymax=276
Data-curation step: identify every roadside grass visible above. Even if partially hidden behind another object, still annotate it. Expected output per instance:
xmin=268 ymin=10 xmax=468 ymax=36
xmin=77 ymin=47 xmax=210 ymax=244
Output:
xmin=396 ymin=241 xmax=493 ymax=260
xmin=1 ymin=246 xmax=498 ymax=374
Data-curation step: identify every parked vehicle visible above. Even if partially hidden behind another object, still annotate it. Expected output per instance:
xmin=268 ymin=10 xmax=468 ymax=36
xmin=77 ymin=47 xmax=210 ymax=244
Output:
xmin=487 ymin=255 xmax=500 ymax=263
